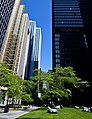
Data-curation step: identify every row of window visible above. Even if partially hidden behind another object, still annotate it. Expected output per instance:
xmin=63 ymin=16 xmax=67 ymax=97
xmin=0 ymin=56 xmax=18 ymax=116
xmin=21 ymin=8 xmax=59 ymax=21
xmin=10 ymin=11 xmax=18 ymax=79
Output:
xmin=0 ymin=1 xmax=15 ymax=49
xmin=54 ymin=15 xmax=81 ymax=18
xmin=55 ymin=45 xmax=59 ymax=49
xmin=54 ymin=7 xmax=80 ymax=10
xmin=54 ymin=12 xmax=81 ymax=15
xmin=55 ymin=50 xmax=60 ymax=54
xmin=54 ymin=10 xmax=80 ymax=13
xmin=55 ymin=24 xmax=83 ymax=27
xmin=54 ymin=37 xmax=59 ymax=41
xmin=54 ymin=21 xmax=83 ymax=24
xmin=54 ymin=6 xmax=79 ymax=8
xmin=0 ymin=0 xmax=15 ymax=4
xmin=55 ymin=19 xmax=82 ymax=21
xmin=54 ymin=2 xmax=78 ymax=5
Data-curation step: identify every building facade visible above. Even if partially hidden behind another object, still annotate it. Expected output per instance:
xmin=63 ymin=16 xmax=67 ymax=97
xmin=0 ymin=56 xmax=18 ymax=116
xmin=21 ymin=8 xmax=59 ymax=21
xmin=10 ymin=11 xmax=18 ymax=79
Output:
xmin=17 ymin=14 xmax=31 ymax=79
xmin=24 ymin=21 xmax=42 ymax=80
xmin=34 ymin=28 xmax=42 ymax=70
xmin=52 ymin=0 xmax=91 ymax=80
xmin=0 ymin=0 xmax=42 ymax=106
xmin=78 ymin=0 xmax=92 ymax=80
xmin=0 ymin=0 xmax=42 ymax=80
xmin=3 ymin=4 xmax=25 ymax=72
xmin=0 ymin=0 xmax=21 ymax=62
xmin=0 ymin=0 xmax=15 ymax=50
xmin=24 ymin=20 xmax=36 ymax=79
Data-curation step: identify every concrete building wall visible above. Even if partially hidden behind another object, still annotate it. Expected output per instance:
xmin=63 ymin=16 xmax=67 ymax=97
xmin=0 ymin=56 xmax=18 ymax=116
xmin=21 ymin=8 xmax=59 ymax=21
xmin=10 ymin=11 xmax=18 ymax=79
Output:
xmin=17 ymin=14 xmax=31 ymax=79
xmin=12 ymin=5 xmax=25 ymax=73
xmin=0 ymin=0 xmax=21 ymax=62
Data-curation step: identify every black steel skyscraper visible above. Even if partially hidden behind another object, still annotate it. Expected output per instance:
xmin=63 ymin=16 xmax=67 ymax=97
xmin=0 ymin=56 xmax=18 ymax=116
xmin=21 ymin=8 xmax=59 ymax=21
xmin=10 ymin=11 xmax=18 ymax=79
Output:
xmin=52 ymin=0 xmax=92 ymax=80
xmin=78 ymin=0 xmax=92 ymax=77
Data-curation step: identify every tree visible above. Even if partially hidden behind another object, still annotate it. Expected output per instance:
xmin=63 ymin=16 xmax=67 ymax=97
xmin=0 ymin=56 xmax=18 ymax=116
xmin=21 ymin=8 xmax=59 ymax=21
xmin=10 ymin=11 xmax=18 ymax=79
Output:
xmin=30 ymin=69 xmax=47 ymax=105
xmin=41 ymin=67 xmax=75 ymax=105
xmin=0 ymin=63 xmax=33 ymax=105
xmin=0 ymin=63 xmax=13 ymax=87
xmin=31 ymin=67 xmax=90 ymax=106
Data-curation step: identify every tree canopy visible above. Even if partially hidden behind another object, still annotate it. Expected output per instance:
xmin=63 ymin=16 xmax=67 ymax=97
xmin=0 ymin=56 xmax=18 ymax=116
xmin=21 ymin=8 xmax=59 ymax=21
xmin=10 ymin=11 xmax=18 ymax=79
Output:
xmin=0 ymin=63 xmax=33 ymax=105
xmin=31 ymin=67 xmax=90 ymax=106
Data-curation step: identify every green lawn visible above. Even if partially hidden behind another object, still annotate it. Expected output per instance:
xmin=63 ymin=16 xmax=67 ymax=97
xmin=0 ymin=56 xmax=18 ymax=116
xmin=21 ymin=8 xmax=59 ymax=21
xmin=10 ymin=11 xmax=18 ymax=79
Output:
xmin=17 ymin=107 xmax=92 ymax=119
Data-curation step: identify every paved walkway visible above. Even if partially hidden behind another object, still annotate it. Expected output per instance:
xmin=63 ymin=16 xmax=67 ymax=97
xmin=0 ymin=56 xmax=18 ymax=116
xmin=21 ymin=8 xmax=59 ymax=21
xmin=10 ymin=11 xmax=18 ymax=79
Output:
xmin=0 ymin=106 xmax=40 ymax=119
xmin=0 ymin=110 xmax=29 ymax=119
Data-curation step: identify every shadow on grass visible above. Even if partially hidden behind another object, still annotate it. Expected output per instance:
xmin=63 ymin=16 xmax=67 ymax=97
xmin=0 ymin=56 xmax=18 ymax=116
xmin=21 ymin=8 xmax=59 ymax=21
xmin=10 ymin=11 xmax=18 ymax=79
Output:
xmin=38 ymin=107 xmax=47 ymax=110
xmin=17 ymin=118 xmax=53 ymax=119
xmin=30 ymin=107 xmax=47 ymax=112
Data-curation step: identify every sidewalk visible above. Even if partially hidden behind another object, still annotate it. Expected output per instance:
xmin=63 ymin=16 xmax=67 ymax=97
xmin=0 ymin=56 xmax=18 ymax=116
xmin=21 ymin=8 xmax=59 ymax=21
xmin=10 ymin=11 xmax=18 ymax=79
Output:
xmin=0 ymin=106 xmax=40 ymax=119
xmin=0 ymin=110 xmax=29 ymax=119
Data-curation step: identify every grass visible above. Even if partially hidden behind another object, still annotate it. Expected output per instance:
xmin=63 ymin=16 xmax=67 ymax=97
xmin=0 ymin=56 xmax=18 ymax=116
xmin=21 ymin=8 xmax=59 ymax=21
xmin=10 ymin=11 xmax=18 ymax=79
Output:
xmin=17 ymin=107 xmax=92 ymax=119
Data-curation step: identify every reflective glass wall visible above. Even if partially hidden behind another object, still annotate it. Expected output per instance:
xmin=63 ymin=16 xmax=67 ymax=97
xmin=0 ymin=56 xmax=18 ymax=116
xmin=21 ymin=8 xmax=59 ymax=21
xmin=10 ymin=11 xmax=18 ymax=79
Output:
xmin=52 ymin=0 xmax=90 ymax=80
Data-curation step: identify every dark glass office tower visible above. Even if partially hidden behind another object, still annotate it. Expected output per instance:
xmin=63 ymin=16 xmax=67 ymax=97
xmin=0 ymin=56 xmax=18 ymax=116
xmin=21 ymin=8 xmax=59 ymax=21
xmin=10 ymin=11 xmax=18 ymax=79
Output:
xmin=52 ymin=0 xmax=91 ymax=80
xmin=0 ymin=0 xmax=15 ymax=50
xmin=78 ymin=0 xmax=92 ymax=79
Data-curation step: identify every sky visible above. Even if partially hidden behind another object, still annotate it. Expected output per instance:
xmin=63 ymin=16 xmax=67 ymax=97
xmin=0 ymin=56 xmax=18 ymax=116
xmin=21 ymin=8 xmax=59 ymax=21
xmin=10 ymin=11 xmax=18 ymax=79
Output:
xmin=23 ymin=0 xmax=52 ymax=72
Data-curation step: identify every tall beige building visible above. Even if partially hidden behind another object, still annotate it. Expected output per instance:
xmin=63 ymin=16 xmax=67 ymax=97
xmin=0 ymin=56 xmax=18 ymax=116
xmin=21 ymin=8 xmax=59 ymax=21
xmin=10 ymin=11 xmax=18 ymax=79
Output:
xmin=0 ymin=0 xmax=42 ymax=80
xmin=0 ymin=0 xmax=31 ymax=77
xmin=0 ymin=0 xmax=16 ymax=50
xmin=0 ymin=0 xmax=21 ymax=68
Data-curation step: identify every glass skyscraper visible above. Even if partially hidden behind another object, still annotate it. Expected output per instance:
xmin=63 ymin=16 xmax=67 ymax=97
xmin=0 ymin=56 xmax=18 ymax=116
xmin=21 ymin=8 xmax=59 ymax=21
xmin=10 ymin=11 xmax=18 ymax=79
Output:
xmin=24 ymin=20 xmax=42 ymax=80
xmin=52 ymin=0 xmax=91 ymax=80
xmin=0 ymin=0 xmax=15 ymax=50
xmin=78 ymin=0 xmax=92 ymax=79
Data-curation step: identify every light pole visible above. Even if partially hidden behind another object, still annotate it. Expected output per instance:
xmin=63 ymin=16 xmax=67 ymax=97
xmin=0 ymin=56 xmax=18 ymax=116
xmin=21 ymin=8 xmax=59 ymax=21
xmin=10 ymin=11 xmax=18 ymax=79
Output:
xmin=38 ymin=68 xmax=41 ymax=98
